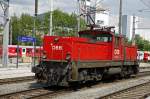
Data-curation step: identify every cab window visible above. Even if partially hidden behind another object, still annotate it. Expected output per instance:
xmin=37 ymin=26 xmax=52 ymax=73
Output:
xmin=79 ymin=33 xmax=93 ymax=39
xmin=96 ymin=34 xmax=112 ymax=42
xmin=79 ymin=32 xmax=112 ymax=43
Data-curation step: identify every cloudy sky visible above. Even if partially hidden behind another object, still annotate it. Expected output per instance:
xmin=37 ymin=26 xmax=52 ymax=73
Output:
xmin=1 ymin=0 xmax=148 ymax=17
xmin=9 ymin=0 xmax=77 ymax=16
xmin=1 ymin=0 xmax=150 ymax=27
xmin=0 ymin=0 xmax=150 ymax=40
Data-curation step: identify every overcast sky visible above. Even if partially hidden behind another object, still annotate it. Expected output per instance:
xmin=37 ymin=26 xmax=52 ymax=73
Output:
xmin=0 ymin=0 xmax=150 ymax=25
xmin=6 ymin=0 xmax=150 ymax=17
xmin=0 ymin=0 xmax=150 ymax=40
xmin=9 ymin=0 xmax=77 ymax=16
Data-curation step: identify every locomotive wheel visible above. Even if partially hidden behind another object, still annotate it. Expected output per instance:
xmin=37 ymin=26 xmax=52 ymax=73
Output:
xmin=120 ymin=67 xmax=126 ymax=79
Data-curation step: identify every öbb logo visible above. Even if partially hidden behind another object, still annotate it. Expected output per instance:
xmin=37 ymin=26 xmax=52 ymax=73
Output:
xmin=52 ymin=45 xmax=63 ymax=50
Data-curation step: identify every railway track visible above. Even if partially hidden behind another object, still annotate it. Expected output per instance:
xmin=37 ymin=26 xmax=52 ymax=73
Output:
xmin=96 ymin=71 xmax=150 ymax=99
xmin=0 ymin=67 xmax=149 ymax=85
xmin=138 ymin=71 xmax=150 ymax=77
xmin=0 ymin=76 xmax=34 ymax=85
xmin=0 ymin=69 xmax=150 ymax=99
xmin=99 ymin=81 xmax=150 ymax=99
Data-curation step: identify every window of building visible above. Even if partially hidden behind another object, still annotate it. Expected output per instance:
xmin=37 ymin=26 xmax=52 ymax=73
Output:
xmin=97 ymin=20 xmax=104 ymax=25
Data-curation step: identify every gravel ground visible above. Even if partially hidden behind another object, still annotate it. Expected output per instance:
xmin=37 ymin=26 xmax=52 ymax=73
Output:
xmin=0 ymin=81 xmax=45 ymax=95
xmin=52 ymin=76 xmax=150 ymax=99
xmin=140 ymin=68 xmax=150 ymax=72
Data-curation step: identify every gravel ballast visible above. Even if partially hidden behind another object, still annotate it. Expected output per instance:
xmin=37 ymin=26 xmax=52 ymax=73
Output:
xmin=0 ymin=81 xmax=45 ymax=95
xmin=52 ymin=76 xmax=150 ymax=99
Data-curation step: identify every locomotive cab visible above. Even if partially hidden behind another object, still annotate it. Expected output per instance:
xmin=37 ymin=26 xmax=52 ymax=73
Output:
xmin=78 ymin=27 xmax=124 ymax=61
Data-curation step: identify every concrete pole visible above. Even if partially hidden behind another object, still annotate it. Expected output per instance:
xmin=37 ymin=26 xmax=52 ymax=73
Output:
xmin=9 ymin=19 xmax=12 ymax=45
xmin=119 ymin=0 xmax=122 ymax=34
xmin=49 ymin=0 xmax=53 ymax=36
xmin=77 ymin=0 xmax=80 ymax=33
xmin=2 ymin=0 xmax=9 ymax=67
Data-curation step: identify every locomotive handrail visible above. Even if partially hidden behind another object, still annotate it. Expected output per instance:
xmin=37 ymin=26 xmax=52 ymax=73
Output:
xmin=77 ymin=48 xmax=81 ymax=68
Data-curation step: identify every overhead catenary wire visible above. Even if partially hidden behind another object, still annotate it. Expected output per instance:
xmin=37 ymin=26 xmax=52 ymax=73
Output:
xmin=140 ymin=0 xmax=150 ymax=9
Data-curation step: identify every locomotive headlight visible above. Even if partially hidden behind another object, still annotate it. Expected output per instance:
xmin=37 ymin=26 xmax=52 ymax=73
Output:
xmin=66 ymin=52 xmax=71 ymax=61
xmin=42 ymin=51 xmax=47 ymax=59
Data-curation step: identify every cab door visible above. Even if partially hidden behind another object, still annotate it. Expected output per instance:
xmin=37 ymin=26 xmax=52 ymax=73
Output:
xmin=113 ymin=36 xmax=122 ymax=60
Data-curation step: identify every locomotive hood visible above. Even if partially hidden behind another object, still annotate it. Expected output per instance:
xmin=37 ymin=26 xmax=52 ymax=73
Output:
xmin=42 ymin=36 xmax=75 ymax=61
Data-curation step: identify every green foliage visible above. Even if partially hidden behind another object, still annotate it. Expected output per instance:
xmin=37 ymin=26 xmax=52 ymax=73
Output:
xmin=11 ymin=15 xmax=21 ymax=45
xmin=11 ymin=9 xmax=86 ymax=45
xmin=43 ymin=9 xmax=86 ymax=36
xmin=135 ymin=34 xmax=150 ymax=51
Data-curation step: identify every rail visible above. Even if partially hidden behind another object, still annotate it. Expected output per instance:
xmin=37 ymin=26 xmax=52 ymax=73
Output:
xmin=0 ymin=76 xmax=34 ymax=85
xmin=98 ymin=81 xmax=150 ymax=99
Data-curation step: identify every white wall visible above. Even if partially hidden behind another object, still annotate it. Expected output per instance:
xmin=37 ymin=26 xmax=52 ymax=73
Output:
xmin=95 ymin=11 xmax=109 ymax=26
xmin=86 ymin=0 xmax=91 ymax=6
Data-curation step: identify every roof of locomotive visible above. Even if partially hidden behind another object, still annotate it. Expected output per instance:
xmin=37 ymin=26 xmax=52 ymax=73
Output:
xmin=79 ymin=29 xmax=123 ymax=38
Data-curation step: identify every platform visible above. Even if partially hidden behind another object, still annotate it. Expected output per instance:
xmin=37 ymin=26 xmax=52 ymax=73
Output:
xmin=139 ymin=62 xmax=150 ymax=67
xmin=0 ymin=65 xmax=34 ymax=79
xmin=0 ymin=63 xmax=32 ymax=68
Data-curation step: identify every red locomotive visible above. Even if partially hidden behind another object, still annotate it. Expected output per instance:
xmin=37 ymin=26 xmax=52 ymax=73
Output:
xmin=32 ymin=27 xmax=139 ymax=86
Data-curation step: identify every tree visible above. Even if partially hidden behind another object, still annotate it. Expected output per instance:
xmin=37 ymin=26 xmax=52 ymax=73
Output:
xmin=11 ymin=10 xmax=87 ymax=45
xmin=135 ymin=34 xmax=150 ymax=51
xmin=19 ymin=13 xmax=34 ymax=36
xmin=43 ymin=9 xmax=86 ymax=36
xmin=11 ymin=15 xmax=21 ymax=44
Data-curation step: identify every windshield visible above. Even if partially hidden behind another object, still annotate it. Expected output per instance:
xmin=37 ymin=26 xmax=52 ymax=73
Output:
xmin=80 ymin=33 xmax=93 ymax=39
xmin=80 ymin=33 xmax=112 ymax=42
xmin=96 ymin=34 xmax=112 ymax=42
